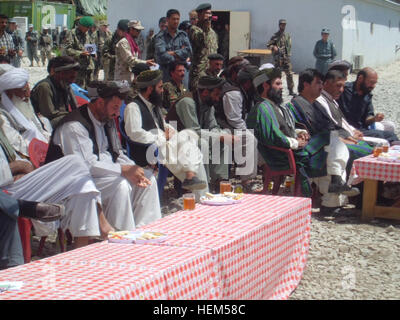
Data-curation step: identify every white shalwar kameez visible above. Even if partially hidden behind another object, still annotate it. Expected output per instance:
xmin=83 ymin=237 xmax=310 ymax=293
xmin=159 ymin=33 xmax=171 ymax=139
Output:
xmin=1 ymin=153 xmax=102 ymax=238
xmin=124 ymin=95 xmax=209 ymax=200
xmin=52 ymin=108 xmax=162 ymax=231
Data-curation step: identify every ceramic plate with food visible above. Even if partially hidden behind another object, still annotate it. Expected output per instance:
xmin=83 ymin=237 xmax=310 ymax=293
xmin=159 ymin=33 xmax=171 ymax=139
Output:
xmin=200 ymin=192 xmax=243 ymax=206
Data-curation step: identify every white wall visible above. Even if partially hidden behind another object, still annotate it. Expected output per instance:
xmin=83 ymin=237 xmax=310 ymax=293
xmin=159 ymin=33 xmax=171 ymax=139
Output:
xmin=342 ymin=0 xmax=400 ymax=69
xmin=108 ymin=0 xmax=400 ymax=72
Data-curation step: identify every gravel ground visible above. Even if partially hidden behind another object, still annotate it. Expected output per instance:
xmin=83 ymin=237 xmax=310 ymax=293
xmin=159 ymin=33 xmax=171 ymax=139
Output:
xmin=24 ymin=57 xmax=400 ymax=300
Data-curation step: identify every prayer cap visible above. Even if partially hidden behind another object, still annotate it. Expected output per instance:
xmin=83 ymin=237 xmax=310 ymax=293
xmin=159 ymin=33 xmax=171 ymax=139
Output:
xmin=28 ymin=24 xmax=34 ymax=28
xmin=198 ymin=76 xmax=225 ymax=90
xmin=259 ymin=63 xmax=275 ymax=71
xmin=322 ymin=28 xmax=330 ymax=34
xmin=237 ymin=64 xmax=260 ymax=83
xmin=87 ymin=80 xmax=130 ymax=100
xmin=136 ymin=70 xmax=163 ymax=88
xmin=132 ymin=63 xmax=150 ymax=77
xmin=117 ymin=19 xmax=129 ymax=32
xmin=252 ymin=68 xmax=281 ymax=88
xmin=8 ymin=19 xmax=16 ymax=24
xmin=128 ymin=20 xmax=145 ymax=30
xmin=196 ymin=3 xmax=212 ymax=12
xmin=43 ymin=25 xmax=50 ymax=30
xmin=51 ymin=56 xmax=80 ymax=73
xmin=208 ymin=53 xmax=224 ymax=61
xmin=328 ymin=60 xmax=352 ymax=72
xmin=79 ymin=16 xmax=95 ymax=28
xmin=279 ymin=19 xmax=287 ymax=24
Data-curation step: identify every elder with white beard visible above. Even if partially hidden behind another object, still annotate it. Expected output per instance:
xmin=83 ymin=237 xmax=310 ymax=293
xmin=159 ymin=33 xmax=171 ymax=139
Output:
xmin=0 ymin=64 xmax=52 ymax=158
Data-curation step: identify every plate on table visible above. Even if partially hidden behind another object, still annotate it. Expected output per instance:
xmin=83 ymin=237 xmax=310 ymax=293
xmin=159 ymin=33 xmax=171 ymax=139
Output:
xmin=108 ymin=231 xmax=167 ymax=244
xmin=200 ymin=192 xmax=244 ymax=206
xmin=378 ymin=152 xmax=400 ymax=163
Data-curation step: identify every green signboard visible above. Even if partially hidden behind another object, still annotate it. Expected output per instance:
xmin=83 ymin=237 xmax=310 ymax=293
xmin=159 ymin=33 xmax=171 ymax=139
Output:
xmin=0 ymin=1 xmax=76 ymax=30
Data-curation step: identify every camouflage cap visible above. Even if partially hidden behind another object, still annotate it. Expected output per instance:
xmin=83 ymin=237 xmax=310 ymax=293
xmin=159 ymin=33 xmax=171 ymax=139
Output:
xmin=87 ymin=80 xmax=130 ymax=100
xmin=208 ymin=53 xmax=224 ymax=61
xmin=136 ymin=70 xmax=163 ymax=88
xmin=279 ymin=19 xmax=287 ymax=25
xmin=198 ymin=76 xmax=225 ymax=90
xmin=196 ymin=3 xmax=212 ymax=12
xmin=128 ymin=20 xmax=145 ymax=30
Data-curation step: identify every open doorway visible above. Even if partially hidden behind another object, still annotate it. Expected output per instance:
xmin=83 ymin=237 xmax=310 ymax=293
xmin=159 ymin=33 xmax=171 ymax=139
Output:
xmin=212 ymin=11 xmax=230 ymax=62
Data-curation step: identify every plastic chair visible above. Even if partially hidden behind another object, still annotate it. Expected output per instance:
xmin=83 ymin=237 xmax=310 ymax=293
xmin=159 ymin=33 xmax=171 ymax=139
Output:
xmin=70 ymin=83 xmax=90 ymax=108
xmin=262 ymin=145 xmax=301 ymax=196
xmin=19 ymin=140 xmax=66 ymax=261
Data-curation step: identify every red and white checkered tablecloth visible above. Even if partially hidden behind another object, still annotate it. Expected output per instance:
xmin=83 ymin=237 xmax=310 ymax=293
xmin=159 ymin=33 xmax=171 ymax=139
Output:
xmin=139 ymin=194 xmax=311 ymax=300
xmin=353 ymin=154 xmax=400 ymax=182
xmin=0 ymin=244 xmax=220 ymax=300
xmin=0 ymin=194 xmax=311 ymax=300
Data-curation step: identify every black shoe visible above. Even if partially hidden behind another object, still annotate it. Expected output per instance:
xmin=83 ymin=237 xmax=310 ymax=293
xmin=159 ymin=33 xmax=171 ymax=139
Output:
xmin=328 ymin=175 xmax=360 ymax=197
xmin=319 ymin=206 xmax=342 ymax=215
xmin=18 ymin=200 xmax=65 ymax=222
xmin=182 ymin=176 xmax=207 ymax=191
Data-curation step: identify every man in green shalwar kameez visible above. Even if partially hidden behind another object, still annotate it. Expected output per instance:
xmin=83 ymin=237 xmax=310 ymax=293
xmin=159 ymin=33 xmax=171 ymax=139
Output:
xmin=247 ymin=68 xmax=359 ymax=204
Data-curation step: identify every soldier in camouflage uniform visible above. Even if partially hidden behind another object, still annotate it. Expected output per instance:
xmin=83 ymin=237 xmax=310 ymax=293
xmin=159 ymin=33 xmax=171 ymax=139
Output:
xmin=188 ymin=3 xmax=218 ymax=92
xmin=267 ymin=19 xmax=295 ymax=96
xmin=39 ymin=26 xmax=53 ymax=68
xmin=163 ymin=61 xmax=187 ymax=112
xmin=92 ymin=21 xmax=112 ymax=80
xmin=102 ymin=19 xmax=128 ymax=81
xmin=25 ymin=24 xmax=40 ymax=67
xmin=63 ymin=16 xmax=96 ymax=89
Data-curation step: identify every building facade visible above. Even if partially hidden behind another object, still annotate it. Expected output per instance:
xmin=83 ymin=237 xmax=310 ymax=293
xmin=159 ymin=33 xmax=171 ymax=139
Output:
xmin=107 ymin=0 xmax=400 ymax=72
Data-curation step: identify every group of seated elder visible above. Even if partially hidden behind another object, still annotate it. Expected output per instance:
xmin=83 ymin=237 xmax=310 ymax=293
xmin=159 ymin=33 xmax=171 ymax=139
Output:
xmin=1 ymin=54 xmax=397 ymax=269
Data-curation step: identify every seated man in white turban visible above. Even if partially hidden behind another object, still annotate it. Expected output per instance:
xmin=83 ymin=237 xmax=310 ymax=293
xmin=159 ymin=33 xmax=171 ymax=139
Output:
xmin=47 ymin=81 xmax=162 ymax=231
xmin=0 ymin=64 xmax=52 ymax=158
xmin=0 ymin=64 xmax=115 ymax=248
xmin=0 ymin=122 xmax=114 ymax=249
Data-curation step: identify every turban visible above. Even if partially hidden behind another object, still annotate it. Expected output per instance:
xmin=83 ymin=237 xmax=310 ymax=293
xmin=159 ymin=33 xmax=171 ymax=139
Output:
xmin=0 ymin=65 xmax=47 ymax=143
xmin=237 ymin=65 xmax=259 ymax=84
xmin=0 ymin=65 xmax=29 ymax=94
xmin=87 ymin=81 xmax=130 ymax=100
xmin=198 ymin=76 xmax=225 ymax=90
xmin=252 ymin=68 xmax=281 ymax=88
xmin=136 ymin=70 xmax=163 ymax=89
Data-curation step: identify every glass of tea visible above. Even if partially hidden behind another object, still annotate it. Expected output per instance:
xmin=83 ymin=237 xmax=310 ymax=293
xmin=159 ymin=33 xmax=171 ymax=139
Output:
xmin=382 ymin=143 xmax=390 ymax=153
xmin=373 ymin=144 xmax=383 ymax=157
xmin=183 ymin=193 xmax=196 ymax=211
xmin=220 ymin=181 xmax=232 ymax=194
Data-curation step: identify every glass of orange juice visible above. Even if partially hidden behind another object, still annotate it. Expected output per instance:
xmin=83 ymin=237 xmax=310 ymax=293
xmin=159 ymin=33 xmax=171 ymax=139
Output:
xmin=220 ymin=181 xmax=232 ymax=194
xmin=183 ymin=193 xmax=196 ymax=211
